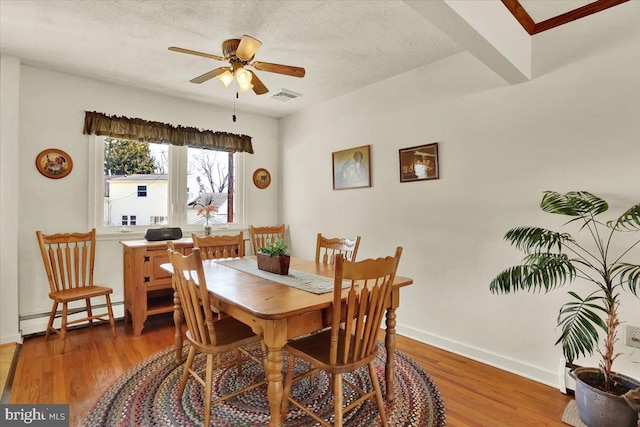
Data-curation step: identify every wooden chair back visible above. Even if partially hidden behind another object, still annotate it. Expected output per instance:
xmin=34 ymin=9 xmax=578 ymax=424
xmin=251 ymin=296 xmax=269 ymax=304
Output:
xmin=192 ymin=232 xmax=244 ymax=260
xmin=167 ymin=246 xmax=218 ymax=347
xmin=36 ymin=229 xmax=97 ymax=294
xmin=249 ymin=224 xmax=285 ymax=254
xmin=331 ymin=247 xmax=402 ymax=366
xmin=315 ymin=233 xmax=361 ymax=265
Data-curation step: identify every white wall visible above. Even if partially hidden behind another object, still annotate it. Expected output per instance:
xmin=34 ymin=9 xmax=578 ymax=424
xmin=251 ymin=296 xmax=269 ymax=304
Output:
xmin=0 ymin=55 xmax=22 ymax=343
xmin=3 ymin=65 xmax=279 ymax=337
xmin=279 ymin=20 xmax=640 ymax=386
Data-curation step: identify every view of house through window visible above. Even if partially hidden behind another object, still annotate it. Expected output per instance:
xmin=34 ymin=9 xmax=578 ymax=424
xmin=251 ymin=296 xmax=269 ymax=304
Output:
xmin=102 ymin=138 xmax=236 ymax=228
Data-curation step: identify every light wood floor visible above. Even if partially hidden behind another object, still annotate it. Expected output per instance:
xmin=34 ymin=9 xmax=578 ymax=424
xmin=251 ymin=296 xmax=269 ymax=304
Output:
xmin=8 ymin=315 xmax=571 ymax=426
xmin=1 ymin=342 xmax=18 ymax=403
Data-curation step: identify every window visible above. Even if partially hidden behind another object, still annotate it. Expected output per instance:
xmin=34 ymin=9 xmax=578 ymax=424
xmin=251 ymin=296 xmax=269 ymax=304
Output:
xmin=150 ymin=216 xmax=167 ymax=225
xmin=121 ymin=215 xmax=136 ymax=226
xmin=91 ymin=137 xmax=242 ymax=232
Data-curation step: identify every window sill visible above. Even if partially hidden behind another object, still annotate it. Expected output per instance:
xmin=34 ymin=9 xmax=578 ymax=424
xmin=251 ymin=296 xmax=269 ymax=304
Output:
xmin=95 ymin=225 xmax=246 ymax=242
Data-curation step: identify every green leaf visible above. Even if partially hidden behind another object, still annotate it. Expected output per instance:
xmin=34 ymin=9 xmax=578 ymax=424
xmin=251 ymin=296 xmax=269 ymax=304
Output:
xmin=504 ymin=227 xmax=574 ymax=254
xmin=540 ymin=191 xmax=608 ymax=219
xmin=612 ymin=263 xmax=640 ymax=297
xmin=555 ymin=292 xmax=607 ymax=362
xmin=258 ymin=237 xmax=289 ymax=257
xmin=607 ymin=203 xmax=640 ymax=231
xmin=489 ymin=253 xmax=575 ymax=294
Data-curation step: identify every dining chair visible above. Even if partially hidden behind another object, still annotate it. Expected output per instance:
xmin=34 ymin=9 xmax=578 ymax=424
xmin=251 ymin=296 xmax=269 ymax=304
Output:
xmin=167 ymin=245 xmax=267 ymax=426
xmin=192 ymin=232 xmax=244 ymax=260
xmin=249 ymin=224 xmax=285 ymax=255
xmin=36 ymin=228 xmax=117 ymax=354
xmin=191 ymin=232 xmax=244 ymax=319
xmin=315 ymin=233 xmax=361 ymax=265
xmin=281 ymin=247 xmax=403 ymax=427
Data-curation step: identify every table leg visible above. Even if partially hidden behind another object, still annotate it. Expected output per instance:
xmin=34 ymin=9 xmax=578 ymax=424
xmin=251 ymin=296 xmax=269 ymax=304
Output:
xmin=266 ymin=344 xmax=285 ymax=426
xmin=384 ymin=307 xmax=397 ymax=401
xmin=264 ymin=320 xmax=287 ymax=427
xmin=173 ymin=288 xmax=183 ymax=365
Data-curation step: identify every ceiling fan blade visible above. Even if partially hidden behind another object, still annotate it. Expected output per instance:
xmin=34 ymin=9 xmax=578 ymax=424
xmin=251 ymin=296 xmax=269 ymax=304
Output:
xmin=248 ymin=70 xmax=269 ymax=95
xmin=252 ymin=61 xmax=305 ymax=78
xmin=190 ymin=67 xmax=228 ymax=84
xmin=236 ymin=35 xmax=262 ymax=61
xmin=168 ymin=46 xmax=225 ymax=62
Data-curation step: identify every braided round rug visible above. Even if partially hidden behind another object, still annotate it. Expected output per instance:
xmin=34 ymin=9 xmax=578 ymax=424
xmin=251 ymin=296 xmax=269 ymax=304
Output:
xmin=84 ymin=342 xmax=446 ymax=427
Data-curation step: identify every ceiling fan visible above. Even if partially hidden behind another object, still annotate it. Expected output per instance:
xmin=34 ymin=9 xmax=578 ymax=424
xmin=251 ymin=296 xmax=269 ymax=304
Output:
xmin=169 ymin=35 xmax=305 ymax=95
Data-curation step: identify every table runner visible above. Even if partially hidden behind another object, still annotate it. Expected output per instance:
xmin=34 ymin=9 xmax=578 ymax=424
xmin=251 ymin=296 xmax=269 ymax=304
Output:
xmin=216 ymin=258 xmax=345 ymax=294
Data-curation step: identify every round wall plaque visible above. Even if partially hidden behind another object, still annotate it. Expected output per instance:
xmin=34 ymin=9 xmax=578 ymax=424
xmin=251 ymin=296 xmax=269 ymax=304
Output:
xmin=35 ymin=148 xmax=73 ymax=179
xmin=252 ymin=168 xmax=271 ymax=189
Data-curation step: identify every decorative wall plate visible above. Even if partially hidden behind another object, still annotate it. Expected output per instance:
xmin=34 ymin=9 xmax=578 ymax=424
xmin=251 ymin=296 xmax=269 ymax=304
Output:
xmin=36 ymin=148 xmax=73 ymax=179
xmin=252 ymin=168 xmax=271 ymax=189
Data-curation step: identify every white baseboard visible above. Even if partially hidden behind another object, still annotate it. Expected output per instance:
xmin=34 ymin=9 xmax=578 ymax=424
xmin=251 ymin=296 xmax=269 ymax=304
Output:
xmin=0 ymin=333 xmax=22 ymax=345
xmin=19 ymin=304 xmax=126 ymax=337
xmin=395 ymin=323 xmax=561 ymax=390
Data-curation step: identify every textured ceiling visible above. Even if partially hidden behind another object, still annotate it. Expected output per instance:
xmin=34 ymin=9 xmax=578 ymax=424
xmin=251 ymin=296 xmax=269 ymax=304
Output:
xmin=0 ymin=0 xmax=625 ymax=118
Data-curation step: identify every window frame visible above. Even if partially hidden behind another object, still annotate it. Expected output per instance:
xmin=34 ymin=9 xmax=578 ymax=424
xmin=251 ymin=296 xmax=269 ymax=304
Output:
xmin=89 ymin=136 xmax=245 ymax=237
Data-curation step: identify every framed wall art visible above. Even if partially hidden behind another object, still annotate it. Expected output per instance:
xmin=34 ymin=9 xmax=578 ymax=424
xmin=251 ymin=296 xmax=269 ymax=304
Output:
xmin=332 ymin=144 xmax=371 ymax=190
xmin=399 ymin=143 xmax=439 ymax=183
xmin=252 ymin=168 xmax=271 ymax=189
xmin=35 ymin=148 xmax=73 ymax=179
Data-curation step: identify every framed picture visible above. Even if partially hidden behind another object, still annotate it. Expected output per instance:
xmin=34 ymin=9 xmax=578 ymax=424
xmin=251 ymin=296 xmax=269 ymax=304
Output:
xmin=399 ymin=143 xmax=439 ymax=183
xmin=332 ymin=145 xmax=371 ymax=190
xmin=35 ymin=148 xmax=73 ymax=179
xmin=252 ymin=168 xmax=271 ymax=189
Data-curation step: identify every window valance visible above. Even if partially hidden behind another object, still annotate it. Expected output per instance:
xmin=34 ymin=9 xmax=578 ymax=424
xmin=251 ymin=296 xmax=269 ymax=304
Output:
xmin=82 ymin=111 xmax=253 ymax=154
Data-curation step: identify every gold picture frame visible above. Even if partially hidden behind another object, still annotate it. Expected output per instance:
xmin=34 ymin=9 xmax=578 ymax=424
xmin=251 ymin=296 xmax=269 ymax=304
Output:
xmin=332 ymin=145 xmax=371 ymax=190
xmin=252 ymin=168 xmax=271 ymax=189
xmin=35 ymin=148 xmax=73 ymax=179
xmin=399 ymin=143 xmax=439 ymax=183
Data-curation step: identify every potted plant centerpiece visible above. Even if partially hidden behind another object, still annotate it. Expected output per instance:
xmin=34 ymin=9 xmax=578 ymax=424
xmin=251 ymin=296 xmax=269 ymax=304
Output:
xmin=257 ymin=237 xmax=290 ymax=275
xmin=490 ymin=191 xmax=640 ymax=427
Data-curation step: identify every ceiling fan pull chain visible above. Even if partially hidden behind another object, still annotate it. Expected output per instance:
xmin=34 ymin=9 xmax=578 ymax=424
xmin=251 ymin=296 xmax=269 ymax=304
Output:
xmin=233 ymin=91 xmax=238 ymax=122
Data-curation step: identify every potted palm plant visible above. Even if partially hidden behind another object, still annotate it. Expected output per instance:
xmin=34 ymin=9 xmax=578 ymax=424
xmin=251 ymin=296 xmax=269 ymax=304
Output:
xmin=490 ymin=191 xmax=640 ymax=427
xmin=257 ymin=237 xmax=290 ymax=275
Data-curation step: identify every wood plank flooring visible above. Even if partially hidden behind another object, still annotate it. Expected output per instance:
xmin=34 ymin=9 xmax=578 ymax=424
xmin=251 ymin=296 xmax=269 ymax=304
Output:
xmin=7 ymin=315 xmax=571 ymax=426
xmin=1 ymin=342 xmax=18 ymax=403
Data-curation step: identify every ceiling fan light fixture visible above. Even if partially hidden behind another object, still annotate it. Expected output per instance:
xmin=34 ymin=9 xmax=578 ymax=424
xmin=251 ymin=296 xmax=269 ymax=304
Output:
xmin=236 ymin=35 xmax=262 ymax=61
xmin=238 ymin=82 xmax=254 ymax=92
xmin=236 ymin=68 xmax=252 ymax=85
xmin=217 ymin=70 xmax=234 ymax=88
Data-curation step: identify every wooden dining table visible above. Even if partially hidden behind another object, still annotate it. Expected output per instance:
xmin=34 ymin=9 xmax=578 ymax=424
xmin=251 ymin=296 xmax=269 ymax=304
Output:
xmin=161 ymin=255 xmax=413 ymax=427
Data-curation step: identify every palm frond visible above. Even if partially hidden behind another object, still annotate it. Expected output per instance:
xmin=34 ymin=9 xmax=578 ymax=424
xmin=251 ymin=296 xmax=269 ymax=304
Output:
xmin=541 ymin=191 xmax=608 ymax=219
xmin=607 ymin=203 xmax=640 ymax=231
xmin=504 ymin=226 xmax=573 ymax=253
xmin=490 ymin=253 xmax=575 ymax=294
xmin=611 ymin=263 xmax=640 ymax=297
xmin=556 ymin=291 xmax=607 ymax=363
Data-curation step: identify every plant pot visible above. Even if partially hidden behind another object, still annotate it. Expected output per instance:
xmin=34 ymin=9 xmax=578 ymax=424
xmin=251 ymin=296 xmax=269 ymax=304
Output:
xmin=571 ymin=367 xmax=640 ymax=427
xmin=256 ymin=253 xmax=290 ymax=275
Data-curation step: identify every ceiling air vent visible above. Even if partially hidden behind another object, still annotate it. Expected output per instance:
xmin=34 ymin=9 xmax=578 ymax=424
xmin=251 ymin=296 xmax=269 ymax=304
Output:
xmin=270 ymin=89 xmax=302 ymax=102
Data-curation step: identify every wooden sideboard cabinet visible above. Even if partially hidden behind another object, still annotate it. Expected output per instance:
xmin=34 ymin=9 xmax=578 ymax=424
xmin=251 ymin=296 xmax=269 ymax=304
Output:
xmin=120 ymin=238 xmax=193 ymax=336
